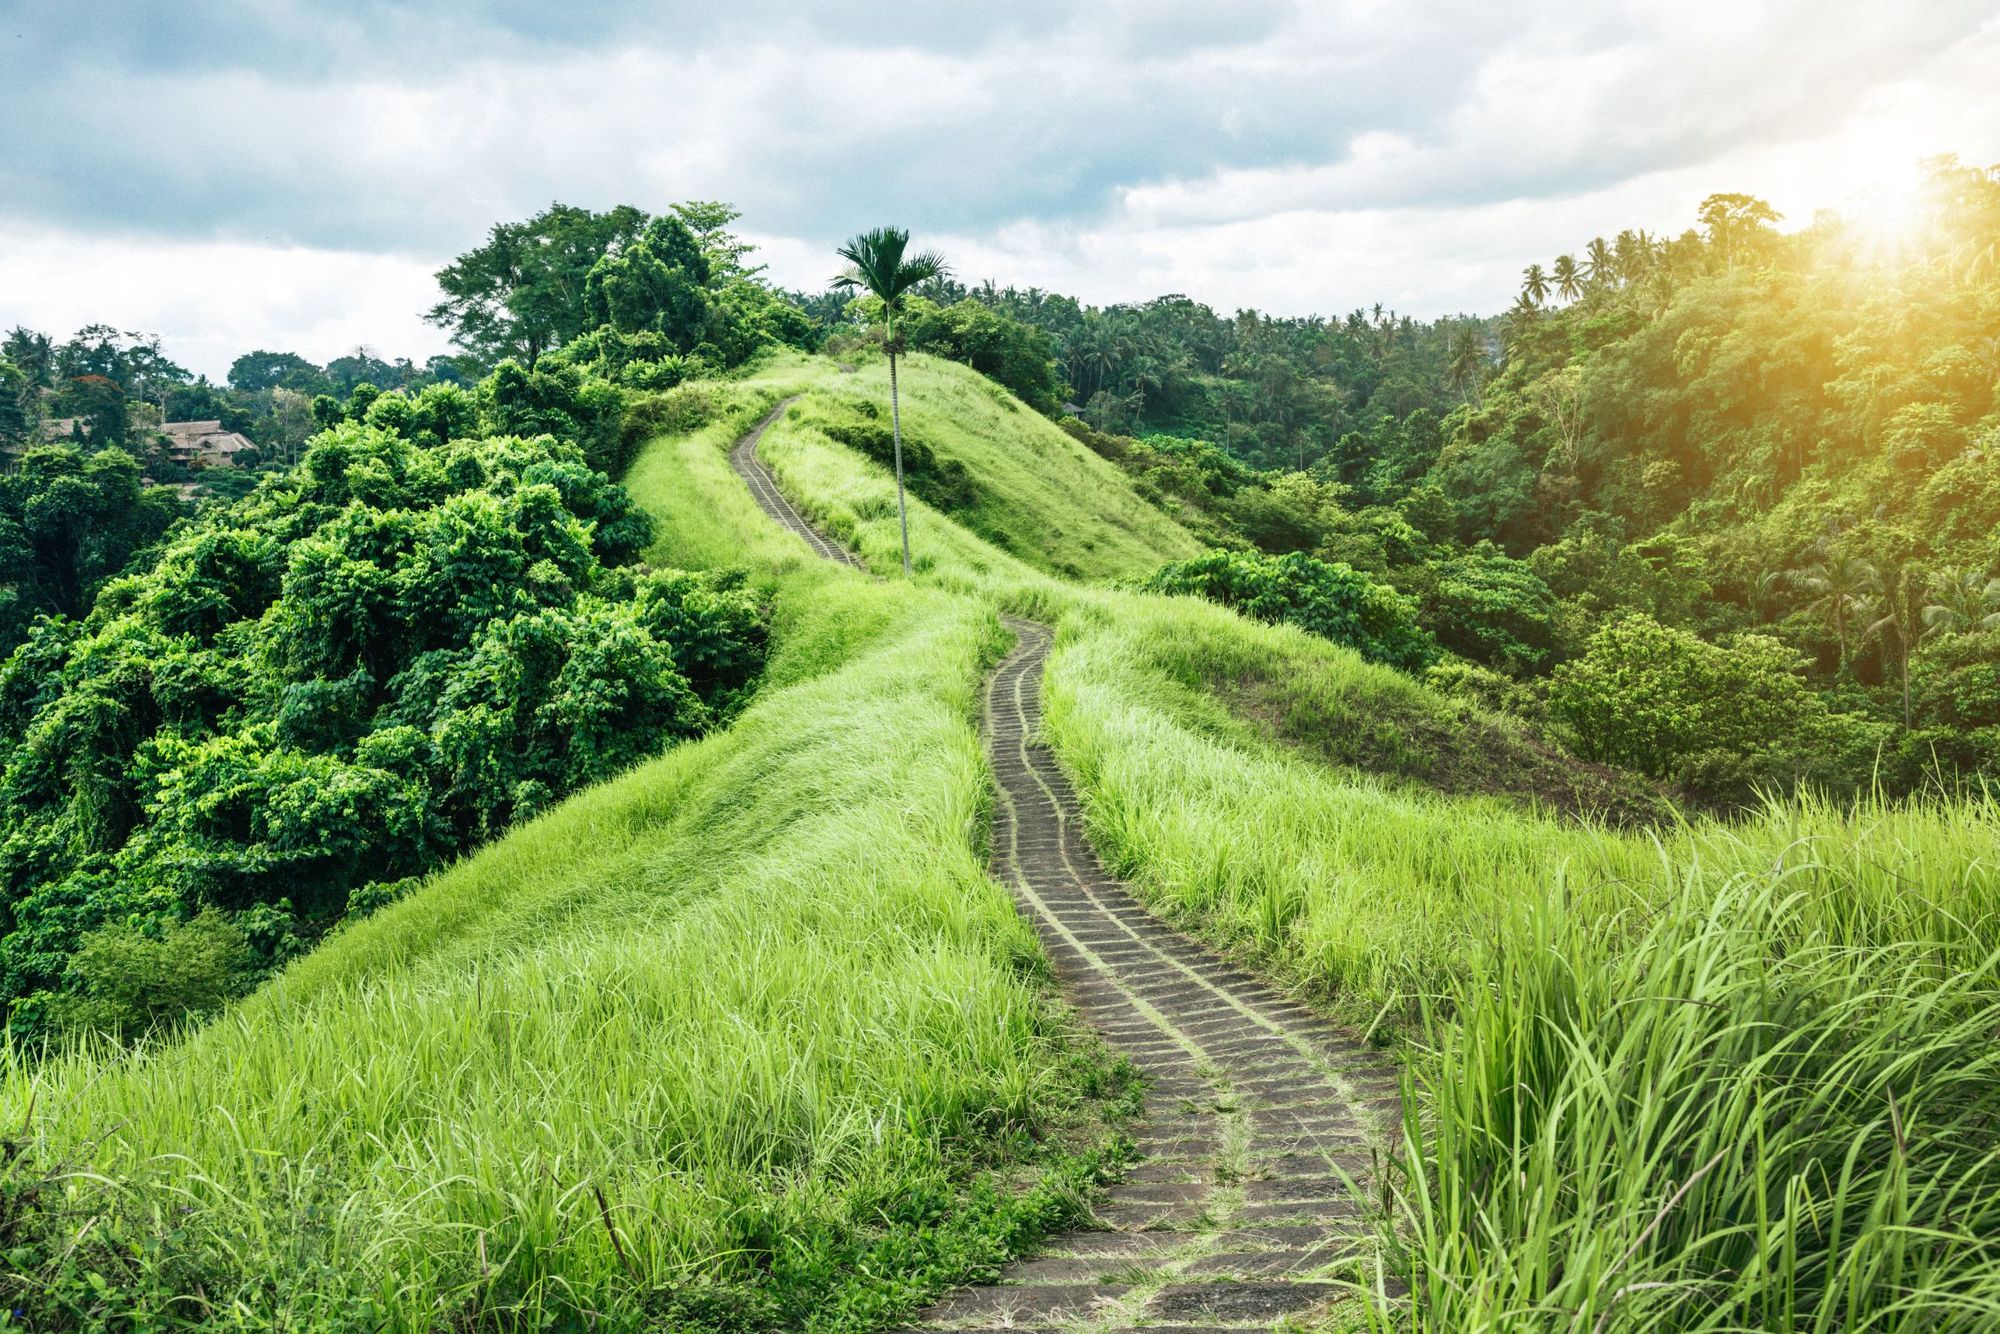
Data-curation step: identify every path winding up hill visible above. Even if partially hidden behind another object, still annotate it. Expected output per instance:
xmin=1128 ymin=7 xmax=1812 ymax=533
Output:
xmin=729 ymin=400 xmax=1404 ymax=1333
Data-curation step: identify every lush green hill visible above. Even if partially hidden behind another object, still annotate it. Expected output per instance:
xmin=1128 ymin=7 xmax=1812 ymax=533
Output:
xmin=786 ymin=353 xmax=1207 ymax=580
xmin=0 ymin=368 xmax=1134 ymax=1329
xmin=11 ymin=350 xmax=1996 ymax=1332
xmin=727 ymin=355 xmax=2000 ymax=1329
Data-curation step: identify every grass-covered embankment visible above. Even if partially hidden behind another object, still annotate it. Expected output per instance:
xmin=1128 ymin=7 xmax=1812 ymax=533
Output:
xmin=1043 ymin=599 xmax=2000 ymax=1329
xmin=0 ymin=363 xmax=1134 ymax=1331
xmin=754 ymin=359 xmax=2000 ymax=1329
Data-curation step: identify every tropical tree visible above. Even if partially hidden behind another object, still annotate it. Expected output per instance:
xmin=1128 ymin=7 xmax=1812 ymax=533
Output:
xmin=832 ymin=226 xmax=950 ymax=575
xmin=1552 ymin=254 xmax=1582 ymax=303
xmin=1448 ymin=326 xmax=1484 ymax=402
xmin=1864 ymin=561 xmax=1925 ymax=726
xmin=1922 ymin=568 xmax=2000 ymax=639
xmin=1793 ymin=551 xmax=1882 ymax=675
xmin=428 ymin=203 xmax=647 ymax=366
xmin=1521 ymin=263 xmax=1550 ymax=307
xmin=1581 ymin=236 xmax=1616 ymax=289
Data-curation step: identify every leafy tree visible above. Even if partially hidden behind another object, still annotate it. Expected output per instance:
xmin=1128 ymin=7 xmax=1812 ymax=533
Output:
xmin=585 ymin=215 xmax=712 ymax=350
xmin=1791 ymin=550 xmax=1881 ymax=676
xmin=0 ymin=446 xmax=183 ymax=648
xmin=900 ymin=296 xmax=1062 ymax=413
xmin=228 ymin=350 xmax=328 ymax=395
xmin=483 ymin=357 xmax=625 ymax=474
xmin=428 ymin=203 xmax=647 ymax=366
xmin=1550 ymin=614 xmax=1872 ymax=799
xmin=1424 ymin=550 xmax=1562 ymax=674
xmin=833 ymin=226 xmax=951 ymax=575
xmin=62 ymin=373 xmax=130 ymax=445
xmin=1145 ymin=549 xmax=1439 ymax=672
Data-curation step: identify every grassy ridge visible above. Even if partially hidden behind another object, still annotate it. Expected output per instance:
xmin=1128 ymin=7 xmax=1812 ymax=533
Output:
xmin=780 ymin=353 xmax=1205 ymax=582
xmin=1038 ymin=577 xmax=2000 ymax=1328
xmin=742 ymin=359 xmax=2000 ymax=1328
xmin=0 ymin=368 xmax=1130 ymax=1330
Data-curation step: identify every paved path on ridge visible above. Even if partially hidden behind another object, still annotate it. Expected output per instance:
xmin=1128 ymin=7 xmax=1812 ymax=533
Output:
xmin=728 ymin=400 xmax=1404 ymax=1332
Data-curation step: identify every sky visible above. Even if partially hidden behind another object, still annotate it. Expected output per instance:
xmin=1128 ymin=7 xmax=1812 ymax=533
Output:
xmin=4 ymin=1 xmax=1998 ymax=379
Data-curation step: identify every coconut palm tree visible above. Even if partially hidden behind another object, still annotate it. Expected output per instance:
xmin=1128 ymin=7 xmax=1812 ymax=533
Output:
xmin=832 ymin=226 xmax=950 ymax=575
xmin=1552 ymin=254 xmax=1582 ymax=303
xmin=1448 ymin=326 xmax=1485 ymax=401
xmin=1922 ymin=568 xmax=2000 ymax=639
xmin=1793 ymin=551 xmax=1882 ymax=676
xmin=1582 ymin=236 xmax=1616 ymax=289
xmin=1521 ymin=263 xmax=1551 ymax=307
xmin=1864 ymin=562 xmax=1925 ymax=726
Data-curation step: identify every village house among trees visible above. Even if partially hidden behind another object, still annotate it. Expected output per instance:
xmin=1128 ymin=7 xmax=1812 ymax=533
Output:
xmin=160 ymin=418 xmax=257 ymax=468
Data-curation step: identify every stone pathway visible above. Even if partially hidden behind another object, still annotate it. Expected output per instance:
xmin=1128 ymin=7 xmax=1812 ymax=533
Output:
xmin=728 ymin=405 xmax=1405 ymax=1332
xmin=729 ymin=396 xmax=865 ymax=571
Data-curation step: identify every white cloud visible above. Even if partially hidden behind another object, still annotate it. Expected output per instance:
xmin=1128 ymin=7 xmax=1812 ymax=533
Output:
xmin=0 ymin=225 xmax=452 ymax=378
xmin=3 ymin=2 xmax=1997 ymax=372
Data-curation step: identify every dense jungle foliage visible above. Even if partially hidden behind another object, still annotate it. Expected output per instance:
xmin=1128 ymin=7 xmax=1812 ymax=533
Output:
xmin=0 ymin=383 xmax=766 ymax=1038
xmin=1027 ymin=160 xmax=2000 ymax=802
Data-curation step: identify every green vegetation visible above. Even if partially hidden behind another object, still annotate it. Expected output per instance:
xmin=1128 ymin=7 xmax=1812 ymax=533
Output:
xmin=696 ymin=352 xmax=2000 ymax=1330
xmin=1142 ymin=548 xmax=1439 ymax=673
xmin=780 ymin=355 xmax=1205 ymax=582
xmin=0 ymin=444 xmax=183 ymax=651
xmin=5 ymin=171 xmax=1996 ymax=1331
xmin=0 ymin=376 xmax=1133 ymax=1329
xmin=0 ymin=400 xmax=765 ymax=1038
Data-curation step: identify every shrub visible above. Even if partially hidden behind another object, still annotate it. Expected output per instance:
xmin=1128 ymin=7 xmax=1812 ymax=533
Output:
xmin=48 ymin=909 xmax=255 ymax=1040
xmin=1549 ymin=613 xmax=1884 ymax=799
xmin=1423 ymin=549 xmax=1562 ymax=674
xmin=807 ymin=398 xmax=980 ymax=514
xmin=1142 ymin=549 xmax=1439 ymax=672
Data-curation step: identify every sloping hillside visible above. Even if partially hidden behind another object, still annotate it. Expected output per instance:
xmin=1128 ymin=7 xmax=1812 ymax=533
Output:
xmin=788 ymin=354 xmax=1206 ymax=580
xmin=0 ymin=378 xmax=1134 ymax=1329
xmin=12 ymin=352 xmax=1996 ymax=1333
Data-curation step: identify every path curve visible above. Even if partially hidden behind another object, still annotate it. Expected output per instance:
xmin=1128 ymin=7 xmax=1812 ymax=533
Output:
xmin=729 ymin=396 xmax=865 ymax=570
xmin=727 ymin=403 xmax=1403 ymax=1331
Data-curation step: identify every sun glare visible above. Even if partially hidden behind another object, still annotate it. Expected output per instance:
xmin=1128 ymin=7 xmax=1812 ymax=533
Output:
xmin=1844 ymin=181 xmax=1925 ymax=247
xmin=1830 ymin=137 xmax=1931 ymax=251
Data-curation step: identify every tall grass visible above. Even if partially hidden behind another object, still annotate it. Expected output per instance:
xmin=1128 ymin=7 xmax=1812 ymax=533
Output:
xmin=1392 ymin=858 xmax=2000 ymax=1331
xmin=737 ymin=358 xmax=2000 ymax=1328
xmin=0 ymin=374 xmax=1130 ymax=1330
xmin=1037 ymin=589 xmax=2000 ymax=1329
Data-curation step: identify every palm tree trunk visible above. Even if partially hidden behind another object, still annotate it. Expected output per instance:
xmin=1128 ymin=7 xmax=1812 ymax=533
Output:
xmin=1902 ymin=638 xmax=1912 ymax=728
xmin=889 ymin=347 xmax=911 ymax=575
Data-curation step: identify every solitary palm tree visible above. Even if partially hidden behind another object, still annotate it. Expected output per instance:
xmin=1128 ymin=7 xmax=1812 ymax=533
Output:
xmin=1521 ymin=263 xmax=1550 ymax=306
xmin=1793 ymin=551 xmax=1882 ymax=676
xmin=832 ymin=227 xmax=949 ymax=575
